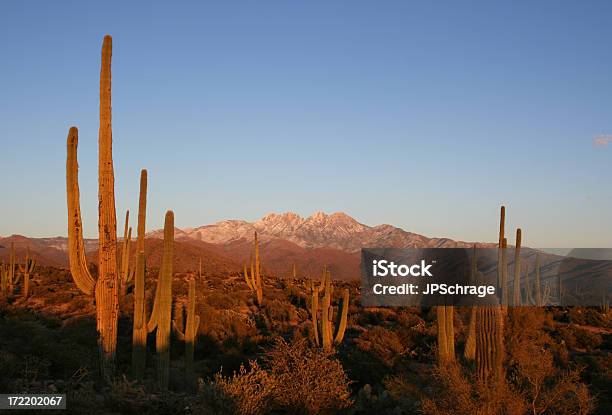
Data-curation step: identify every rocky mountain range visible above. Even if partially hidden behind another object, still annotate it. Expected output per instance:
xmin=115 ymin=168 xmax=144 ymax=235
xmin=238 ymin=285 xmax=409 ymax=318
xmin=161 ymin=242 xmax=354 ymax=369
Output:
xmin=1 ymin=212 xmax=473 ymax=280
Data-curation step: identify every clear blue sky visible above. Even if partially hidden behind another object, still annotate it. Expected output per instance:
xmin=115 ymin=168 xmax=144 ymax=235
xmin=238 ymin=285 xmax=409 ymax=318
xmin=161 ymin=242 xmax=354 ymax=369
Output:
xmin=1 ymin=1 xmax=611 ymax=247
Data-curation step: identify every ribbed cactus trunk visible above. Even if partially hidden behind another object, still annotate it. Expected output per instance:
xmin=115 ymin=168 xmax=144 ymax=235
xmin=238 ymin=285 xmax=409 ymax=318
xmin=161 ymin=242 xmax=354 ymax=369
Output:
xmin=131 ymin=170 xmax=148 ymax=380
xmin=476 ymin=306 xmax=504 ymax=382
xmin=513 ymin=229 xmax=522 ymax=306
xmin=147 ymin=211 xmax=174 ymax=390
xmin=96 ymin=35 xmax=119 ymax=378
xmin=534 ymin=254 xmax=542 ymax=307
xmin=65 ymin=36 xmax=119 ymax=379
xmin=437 ymin=305 xmax=455 ymax=364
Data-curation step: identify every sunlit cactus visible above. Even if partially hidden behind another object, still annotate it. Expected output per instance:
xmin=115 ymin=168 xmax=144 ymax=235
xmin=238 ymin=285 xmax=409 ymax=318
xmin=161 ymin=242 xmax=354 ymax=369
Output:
xmin=310 ymin=268 xmax=349 ymax=350
xmin=131 ymin=169 xmax=148 ymax=380
xmin=173 ymin=275 xmax=200 ymax=376
xmin=437 ymin=305 xmax=455 ymax=364
xmin=65 ymin=35 xmax=119 ymax=378
xmin=243 ymin=231 xmax=263 ymax=305
xmin=147 ymin=210 xmax=174 ymax=390
xmin=476 ymin=305 xmax=504 ymax=382
xmin=18 ymin=246 xmax=36 ymax=298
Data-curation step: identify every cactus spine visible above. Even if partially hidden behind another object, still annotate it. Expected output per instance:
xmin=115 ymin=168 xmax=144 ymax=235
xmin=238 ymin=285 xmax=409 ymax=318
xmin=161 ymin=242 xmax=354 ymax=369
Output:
xmin=243 ymin=232 xmax=263 ymax=305
xmin=310 ymin=269 xmax=349 ymax=350
xmin=513 ymin=228 xmax=522 ymax=306
xmin=18 ymin=247 xmax=36 ymax=298
xmin=131 ymin=169 xmax=148 ymax=379
xmin=147 ymin=211 xmax=174 ymax=390
xmin=120 ymin=210 xmax=134 ymax=299
xmin=66 ymin=36 xmax=119 ymax=377
xmin=173 ymin=276 xmax=200 ymax=375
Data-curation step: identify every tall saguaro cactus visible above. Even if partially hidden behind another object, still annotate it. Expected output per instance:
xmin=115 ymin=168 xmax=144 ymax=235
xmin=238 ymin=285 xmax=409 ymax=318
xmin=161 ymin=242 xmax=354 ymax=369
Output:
xmin=243 ymin=231 xmax=263 ymax=305
xmin=66 ymin=36 xmax=119 ymax=377
xmin=18 ymin=247 xmax=36 ymax=298
xmin=147 ymin=211 xmax=174 ymax=390
xmin=513 ymin=228 xmax=522 ymax=306
xmin=173 ymin=277 xmax=200 ymax=375
xmin=131 ymin=169 xmax=148 ymax=379
xmin=310 ymin=269 xmax=349 ymax=350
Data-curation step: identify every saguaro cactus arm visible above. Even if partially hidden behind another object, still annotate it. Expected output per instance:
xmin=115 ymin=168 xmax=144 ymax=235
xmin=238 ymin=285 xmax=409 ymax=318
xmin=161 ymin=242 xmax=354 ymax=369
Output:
xmin=66 ymin=127 xmax=96 ymax=295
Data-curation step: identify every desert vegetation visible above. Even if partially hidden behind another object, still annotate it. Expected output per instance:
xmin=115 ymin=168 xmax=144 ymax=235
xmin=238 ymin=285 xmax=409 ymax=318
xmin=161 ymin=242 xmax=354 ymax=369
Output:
xmin=0 ymin=35 xmax=610 ymax=415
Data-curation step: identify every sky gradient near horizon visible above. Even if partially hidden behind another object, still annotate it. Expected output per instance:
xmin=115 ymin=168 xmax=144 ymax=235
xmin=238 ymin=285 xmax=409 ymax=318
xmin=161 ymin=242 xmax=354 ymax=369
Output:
xmin=0 ymin=1 xmax=611 ymax=247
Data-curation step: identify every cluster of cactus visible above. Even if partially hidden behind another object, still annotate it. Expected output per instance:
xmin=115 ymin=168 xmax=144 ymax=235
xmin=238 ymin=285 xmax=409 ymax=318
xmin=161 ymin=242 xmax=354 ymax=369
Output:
xmin=66 ymin=35 xmax=120 ymax=378
xmin=310 ymin=267 xmax=349 ymax=351
xmin=1 ymin=243 xmax=37 ymax=299
xmin=172 ymin=263 xmax=201 ymax=376
xmin=243 ymin=231 xmax=263 ymax=305
xmin=18 ymin=247 xmax=37 ymax=298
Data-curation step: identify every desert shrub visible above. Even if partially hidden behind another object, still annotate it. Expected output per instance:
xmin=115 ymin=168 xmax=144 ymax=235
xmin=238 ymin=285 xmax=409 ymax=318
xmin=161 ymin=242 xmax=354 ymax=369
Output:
xmin=354 ymin=326 xmax=406 ymax=368
xmin=558 ymin=326 xmax=603 ymax=352
xmin=421 ymin=364 xmax=526 ymax=415
xmin=198 ymin=361 xmax=275 ymax=415
xmin=206 ymin=292 xmax=241 ymax=310
xmin=264 ymin=337 xmax=352 ymax=414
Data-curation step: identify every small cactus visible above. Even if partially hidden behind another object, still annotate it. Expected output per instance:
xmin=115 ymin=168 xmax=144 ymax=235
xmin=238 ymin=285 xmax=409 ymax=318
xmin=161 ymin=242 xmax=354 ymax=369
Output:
xmin=147 ymin=210 xmax=174 ymax=390
xmin=310 ymin=268 xmax=349 ymax=350
xmin=243 ymin=231 xmax=263 ymax=305
xmin=1 ymin=242 xmax=17 ymax=297
xmin=18 ymin=247 xmax=36 ymax=298
xmin=1 ymin=242 xmax=16 ymax=297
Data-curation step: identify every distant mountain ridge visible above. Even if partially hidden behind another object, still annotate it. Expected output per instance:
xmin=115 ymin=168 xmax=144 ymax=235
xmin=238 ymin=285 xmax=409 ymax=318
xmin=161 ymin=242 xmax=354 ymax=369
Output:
xmin=147 ymin=211 xmax=467 ymax=253
xmin=1 ymin=212 xmax=474 ymax=280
